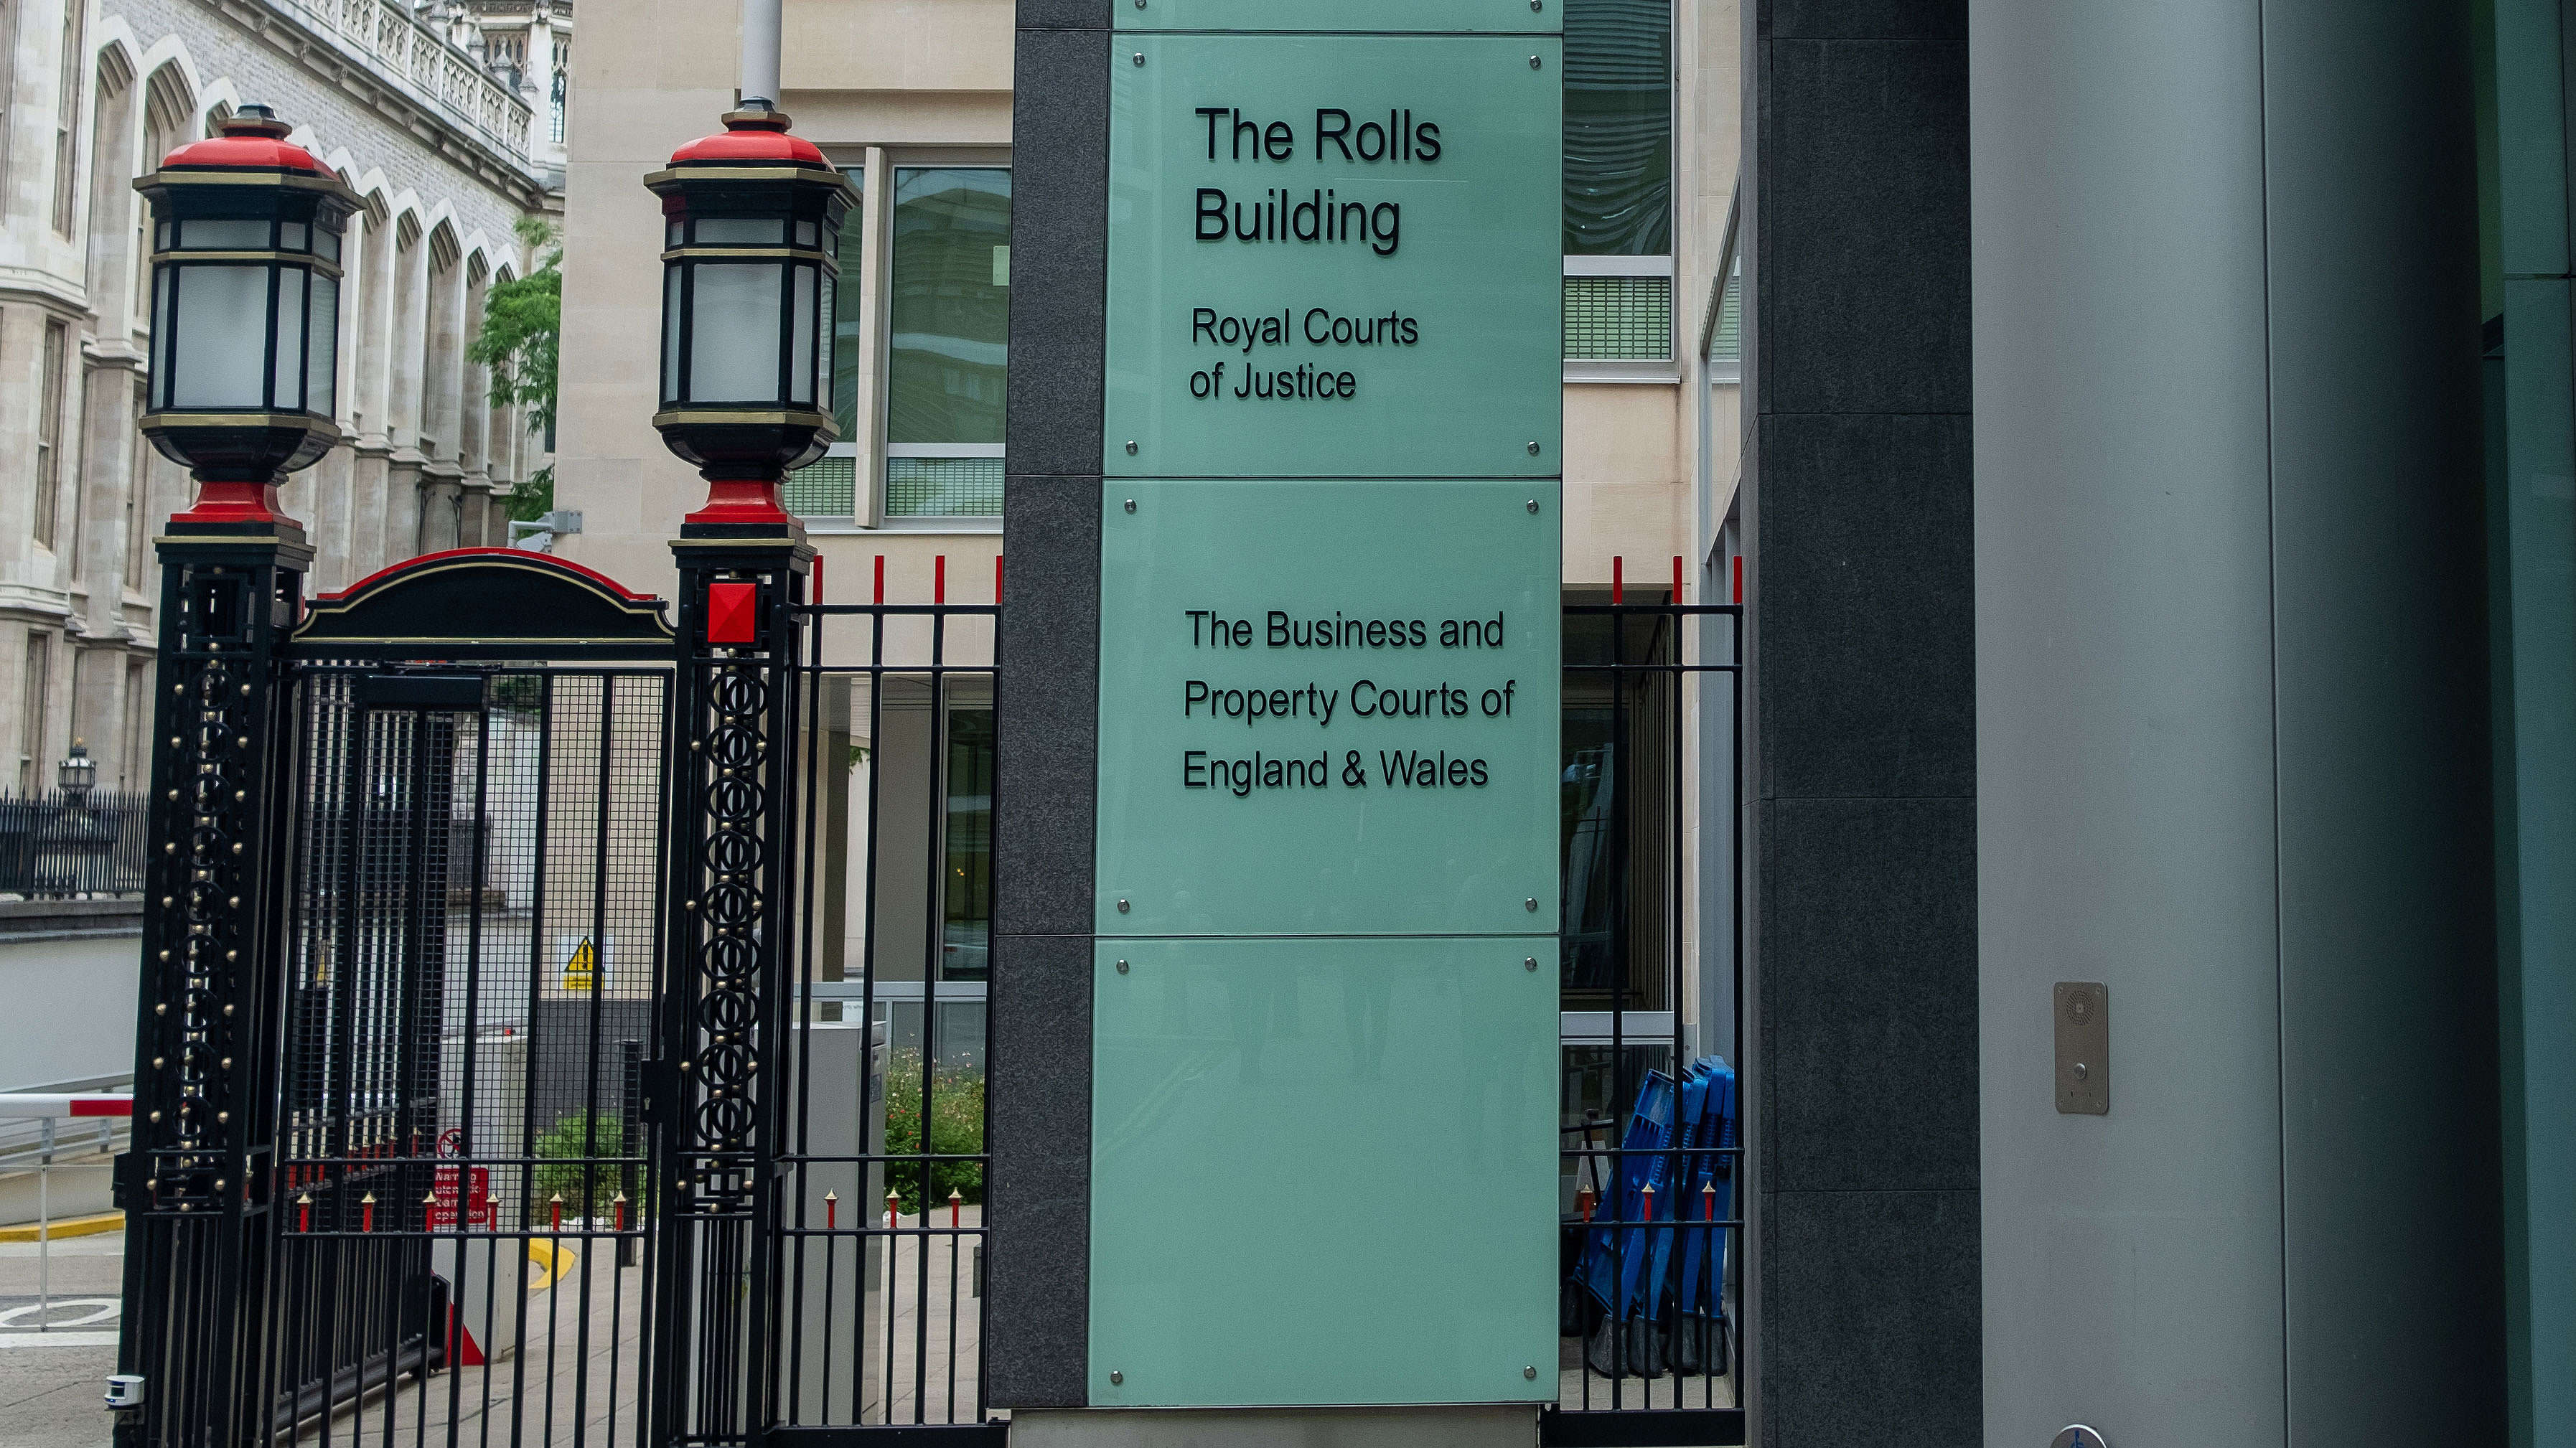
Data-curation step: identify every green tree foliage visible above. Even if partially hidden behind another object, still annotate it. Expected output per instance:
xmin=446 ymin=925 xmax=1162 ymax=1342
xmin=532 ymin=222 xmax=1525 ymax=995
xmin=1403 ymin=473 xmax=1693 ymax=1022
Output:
xmin=469 ymin=216 xmax=561 ymax=523
xmin=531 ymin=1111 xmax=637 ymax=1222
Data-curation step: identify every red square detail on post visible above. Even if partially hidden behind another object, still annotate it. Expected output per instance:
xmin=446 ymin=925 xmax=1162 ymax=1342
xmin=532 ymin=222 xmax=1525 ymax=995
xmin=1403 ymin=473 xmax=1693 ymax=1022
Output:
xmin=706 ymin=582 xmax=757 ymax=644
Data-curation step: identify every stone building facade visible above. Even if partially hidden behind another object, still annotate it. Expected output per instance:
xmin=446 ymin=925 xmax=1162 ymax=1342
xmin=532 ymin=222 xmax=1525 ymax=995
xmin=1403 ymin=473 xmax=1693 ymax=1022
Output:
xmin=0 ymin=0 xmax=561 ymax=796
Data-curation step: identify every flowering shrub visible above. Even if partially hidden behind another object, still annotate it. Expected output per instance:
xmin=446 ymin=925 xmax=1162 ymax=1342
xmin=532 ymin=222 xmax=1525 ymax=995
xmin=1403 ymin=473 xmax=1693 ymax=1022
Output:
xmin=883 ymin=1050 xmax=984 ymax=1213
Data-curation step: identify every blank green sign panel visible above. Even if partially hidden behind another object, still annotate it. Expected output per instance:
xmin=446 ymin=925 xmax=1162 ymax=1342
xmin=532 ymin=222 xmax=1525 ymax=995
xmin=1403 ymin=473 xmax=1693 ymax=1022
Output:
xmin=1105 ymin=32 xmax=1562 ymax=477
xmin=1089 ymin=936 xmax=1557 ymax=1406
xmin=1118 ymin=0 xmax=1555 ymax=34
xmin=1095 ymin=480 xmax=1560 ymax=938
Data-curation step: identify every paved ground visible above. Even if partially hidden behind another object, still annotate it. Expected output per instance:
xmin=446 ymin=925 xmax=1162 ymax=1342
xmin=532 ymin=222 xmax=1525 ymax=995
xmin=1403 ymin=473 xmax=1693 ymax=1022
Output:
xmin=0 ymin=1233 xmax=124 ymax=1448
xmin=1 ymin=1221 xmax=1718 ymax=1444
xmin=0 ymin=1216 xmax=990 ymax=1448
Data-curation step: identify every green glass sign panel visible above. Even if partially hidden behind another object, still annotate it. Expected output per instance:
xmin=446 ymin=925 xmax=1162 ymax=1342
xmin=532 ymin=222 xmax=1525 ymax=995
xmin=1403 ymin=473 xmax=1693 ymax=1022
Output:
xmin=1096 ymin=479 xmax=1560 ymax=937
xmin=1105 ymin=33 xmax=1562 ymax=477
xmin=1119 ymin=0 xmax=1555 ymax=33
xmin=1089 ymin=936 xmax=1557 ymax=1406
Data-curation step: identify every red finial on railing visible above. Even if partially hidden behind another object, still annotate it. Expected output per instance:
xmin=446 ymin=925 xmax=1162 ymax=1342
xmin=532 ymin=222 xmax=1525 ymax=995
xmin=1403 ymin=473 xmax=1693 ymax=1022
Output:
xmin=935 ymin=555 xmax=947 ymax=603
xmin=874 ymin=555 xmax=886 ymax=604
xmin=1612 ymin=555 xmax=1624 ymax=605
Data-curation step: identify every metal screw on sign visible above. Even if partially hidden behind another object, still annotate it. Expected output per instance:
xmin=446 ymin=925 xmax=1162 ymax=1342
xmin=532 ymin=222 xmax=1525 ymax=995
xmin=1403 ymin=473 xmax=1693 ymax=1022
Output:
xmin=2051 ymin=1429 xmax=2110 ymax=1448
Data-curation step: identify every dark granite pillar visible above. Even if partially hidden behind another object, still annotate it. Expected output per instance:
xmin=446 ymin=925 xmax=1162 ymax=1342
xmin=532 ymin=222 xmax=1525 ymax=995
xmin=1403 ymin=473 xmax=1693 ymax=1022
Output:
xmin=987 ymin=0 xmax=1109 ymax=1411
xmin=1743 ymin=6 xmax=1980 ymax=1444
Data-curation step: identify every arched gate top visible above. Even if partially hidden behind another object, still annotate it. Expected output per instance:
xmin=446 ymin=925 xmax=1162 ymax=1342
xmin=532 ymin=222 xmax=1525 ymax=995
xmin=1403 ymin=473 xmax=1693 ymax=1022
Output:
xmin=292 ymin=547 xmax=675 ymax=658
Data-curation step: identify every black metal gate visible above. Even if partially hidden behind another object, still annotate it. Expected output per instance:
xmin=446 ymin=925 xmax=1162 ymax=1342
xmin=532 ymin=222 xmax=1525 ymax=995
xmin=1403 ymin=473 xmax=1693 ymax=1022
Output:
xmin=114 ymin=543 xmax=1003 ymax=1448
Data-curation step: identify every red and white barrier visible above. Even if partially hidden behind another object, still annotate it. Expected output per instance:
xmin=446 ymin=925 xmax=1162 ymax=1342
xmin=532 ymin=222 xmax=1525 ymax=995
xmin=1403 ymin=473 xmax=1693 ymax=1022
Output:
xmin=0 ymin=1094 xmax=131 ymax=1119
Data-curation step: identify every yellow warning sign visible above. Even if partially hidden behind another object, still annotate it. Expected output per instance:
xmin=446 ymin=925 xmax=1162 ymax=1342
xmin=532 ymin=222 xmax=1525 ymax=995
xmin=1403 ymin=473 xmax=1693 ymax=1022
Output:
xmin=561 ymin=936 xmax=597 ymax=993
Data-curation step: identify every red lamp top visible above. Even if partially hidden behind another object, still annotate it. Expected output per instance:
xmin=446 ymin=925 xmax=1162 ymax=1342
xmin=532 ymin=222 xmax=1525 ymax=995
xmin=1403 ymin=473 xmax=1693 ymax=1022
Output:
xmin=155 ymin=105 xmax=339 ymax=179
xmin=667 ymin=108 xmax=828 ymax=168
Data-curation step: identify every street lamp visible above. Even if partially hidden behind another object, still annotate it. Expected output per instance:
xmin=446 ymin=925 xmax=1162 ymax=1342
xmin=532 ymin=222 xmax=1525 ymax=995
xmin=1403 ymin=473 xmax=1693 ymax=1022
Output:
xmin=133 ymin=103 xmax=359 ymax=533
xmin=56 ymin=743 xmax=94 ymax=809
xmin=646 ymin=105 xmax=856 ymax=535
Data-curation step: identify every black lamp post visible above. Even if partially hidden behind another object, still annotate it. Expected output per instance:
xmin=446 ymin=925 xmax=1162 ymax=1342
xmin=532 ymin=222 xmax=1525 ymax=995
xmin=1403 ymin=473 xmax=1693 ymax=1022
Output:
xmin=133 ymin=103 xmax=358 ymax=535
xmin=646 ymin=105 xmax=856 ymax=537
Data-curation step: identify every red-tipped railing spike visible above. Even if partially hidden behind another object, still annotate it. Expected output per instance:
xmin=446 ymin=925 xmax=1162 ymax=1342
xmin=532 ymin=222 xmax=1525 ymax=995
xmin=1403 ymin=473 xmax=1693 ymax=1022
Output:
xmin=886 ymin=1188 xmax=901 ymax=1228
xmin=614 ymin=1191 xmax=628 ymax=1233
xmin=1613 ymin=555 xmax=1624 ymax=605
xmin=935 ymin=554 xmax=947 ymax=603
xmin=995 ymin=554 xmax=1004 ymax=601
xmin=949 ymin=1187 xmax=963 ymax=1228
xmin=813 ymin=555 xmax=824 ymax=604
xmin=824 ymin=1190 xmax=838 ymax=1231
xmin=1673 ymin=555 xmax=1683 ymax=601
xmin=297 ymin=1193 xmax=312 ymax=1233
xmin=360 ymin=1192 xmax=375 ymax=1233
xmin=1732 ymin=555 xmax=1743 ymax=603
xmin=1703 ymin=1180 xmax=1718 ymax=1221
xmin=874 ymin=554 xmax=885 ymax=604
xmin=550 ymin=1193 xmax=563 ymax=1234
xmin=1577 ymin=1183 xmax=1596 ymax=1223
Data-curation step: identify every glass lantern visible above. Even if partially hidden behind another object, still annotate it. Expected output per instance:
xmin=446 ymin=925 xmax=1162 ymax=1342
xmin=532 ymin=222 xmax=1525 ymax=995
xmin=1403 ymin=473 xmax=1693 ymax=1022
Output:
xmin=647 ymin=106 xmax=857 ymax=533
xmin=57 ymin=743 xmax=95 ymax=807
xmin=134 ymin=103 xmax=358 ymax=531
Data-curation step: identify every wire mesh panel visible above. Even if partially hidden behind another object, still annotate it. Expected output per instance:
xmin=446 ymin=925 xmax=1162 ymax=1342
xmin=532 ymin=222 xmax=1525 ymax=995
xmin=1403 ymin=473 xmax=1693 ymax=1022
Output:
xmin=767 ymin=586 xmax=1000 ymax=1440
xmin=263 ymin=664 xmax=670 ymax=1447
xmin=1547 ymin=599 xmax=1741 ymax=1447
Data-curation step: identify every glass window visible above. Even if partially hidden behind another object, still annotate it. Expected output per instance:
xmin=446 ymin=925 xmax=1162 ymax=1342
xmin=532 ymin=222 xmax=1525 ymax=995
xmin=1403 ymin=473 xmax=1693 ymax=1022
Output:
xmin=941 ymin=707 xmax=993 ymax=982
xmin=1563 ymin=0 xmax=1672 ymax=257
xmin=887 ymin=167 xmax=1010 ymax=449
xmin=830 ymin=168 xmax=865 ymax=438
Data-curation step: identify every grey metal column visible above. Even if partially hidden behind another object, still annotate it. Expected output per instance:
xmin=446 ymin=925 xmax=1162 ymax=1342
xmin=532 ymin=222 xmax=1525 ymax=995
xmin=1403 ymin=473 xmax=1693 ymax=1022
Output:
xmin=987 ymin=0 xmax=1108 ymax=1410
xmin=1742 ymin=5 xmax=1980 ymax=1446
xmin=1972 ymin=0 xmax=2504 ymax=1444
